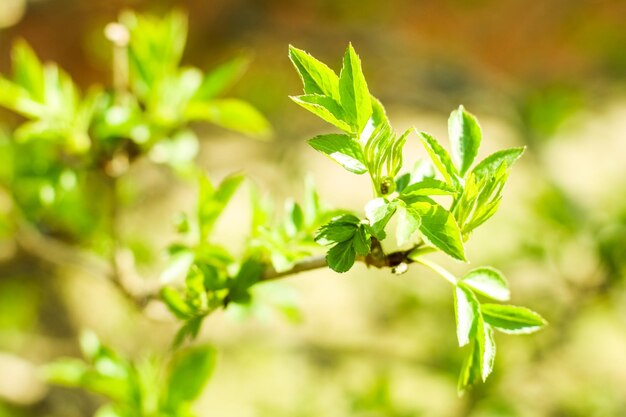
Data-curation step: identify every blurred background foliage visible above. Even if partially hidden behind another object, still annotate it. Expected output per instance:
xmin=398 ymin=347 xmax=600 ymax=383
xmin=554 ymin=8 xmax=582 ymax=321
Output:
xmin=1 ymin=0 xmax=626 ymax=416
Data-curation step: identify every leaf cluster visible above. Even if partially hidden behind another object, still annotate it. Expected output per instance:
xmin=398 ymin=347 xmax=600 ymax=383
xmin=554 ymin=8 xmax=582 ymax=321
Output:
xmin=44 ymin=331 xmax=216 ymax=417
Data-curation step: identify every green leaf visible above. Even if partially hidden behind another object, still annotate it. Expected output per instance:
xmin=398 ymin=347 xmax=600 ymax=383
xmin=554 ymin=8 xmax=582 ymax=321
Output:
xmin=400 ymin=178 xmax=458 ymax=198
xmin=288 ymin=45 xmax=340 ymax=100
xmin=338 ymin=44 xmax=372 ymax=133
xmin=481 ymin=304 xmax=547 ymax=334
xmin=198 ymin=173 xmax=245 ymax=240
xmin=411 ymin=199 xmax=466 ymax=261
xmin=396 ymin=203 xmax=420 ymax=246
xmin=194 ymin=56 xmax=250 ymax=100
xmin=457 ymin=339 xmax=482 ymax=395
xmin=43 ymin=358 xmax=88 ymax=386
xmin=448 ymin=105 xmax=482 ymax=176
xmin=228 ymin=259 xmax=264 ymax=304
xmin=480 ymin=321 xmax=496 ymax=381
xmin=454 ymin=284 xmax=479 ymax=347
xmin=461 ymin=267 xmax=510 ymax=302
xmin=290 ymin=94 xmax=352 ymax=132
xmin=284 ymin=200 xmax=304 ymax=236
xmin=12 ymin=40 xmax=45 ymax=101
xmin=315 ymin=214 xmax=360 ymax=245
xmin=308 ymin=134 xmax=367 ymax=174
xmin=186 ymin=99 xmax=271 ymax=139
xmin=364 ymin=198 xmax=396 ymax=240
xmin=161 ymin=287 xmax=193 ymax=320
xmin=326 ymin=239 xmax=356 ymax=273
xmin=418 ymin=132 xmax=460 ymax=188
xmin=471 ymin=147 xmax=525 ymax=180
xmin=353 ymin=225 xmax=371 ymax=256
xmin=164 ymin=345 xmax=217 ymax=408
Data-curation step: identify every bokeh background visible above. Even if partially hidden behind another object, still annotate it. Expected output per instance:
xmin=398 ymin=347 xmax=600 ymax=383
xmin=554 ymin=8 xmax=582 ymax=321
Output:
xmin=1 ymin=0 xmax=626 ymax=416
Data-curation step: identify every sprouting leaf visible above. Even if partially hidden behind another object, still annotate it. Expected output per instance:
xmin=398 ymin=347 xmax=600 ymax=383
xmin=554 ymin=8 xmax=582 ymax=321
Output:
xmin=411 ymin=199 xmax=466 ymax=261
xmin=308 ymin=134 xmax=367 ymax=174
xmin=481 ymin=304 xmax=547 ymax=334
xmin=461 ymin=267 xmax=510 ymax=301
xmin=448 ymin=105 xmax=482 ymax=176
xmin=186 ymin=99 xmax=271 ymax=139
xmin=326 ymin=239 xmax=356 ymax=273
xmin=395 ymin=203 xmax=420 ymax=246
xmin=364 ymin=198 xmax=396 ymax=240
xmin=290 ymin=94 xmax=352 ymax=132
xmin=289 ymin=45 xmax=340 ymax=100
xmin=163 ymin=345 xmax=217 ymax=408
xmin=454 ymin=284 xmax=479 ymax=347
xmin=417 ymin=131 xmax=460 ymax=188
xmin=471 ymin=147 xmax=525 ymax=180
xmin=338 ymin=44 xmax=372 ymax=133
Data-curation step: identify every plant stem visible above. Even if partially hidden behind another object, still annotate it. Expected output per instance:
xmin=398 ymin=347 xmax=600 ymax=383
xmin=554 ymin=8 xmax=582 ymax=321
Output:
xmin=414 ymin=257 xmax=457 ymax=285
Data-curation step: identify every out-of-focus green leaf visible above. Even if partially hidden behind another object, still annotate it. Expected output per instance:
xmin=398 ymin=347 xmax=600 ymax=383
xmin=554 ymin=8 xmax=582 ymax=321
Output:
xmin=198 ymin=173 xmax=244 ymax=240
xmin=163 ymin=345 xmax=217 ymax=408
xmin=338 ymin=44 xmax=372 ymax=133
xmin=186 ymin=99 xmax=271 ymax=139
xmin=481 ymin=304 xmax=547 ymax=334
xmin=289 ymin=45 xmax=340 ymax=100
xmin=448 ymin=105 xmax=481 ymax=176
xmin=461 ymin=267 xmax=510 ymax=302
xmin=161 ymin=287 xmax=193 ymax=320
xmin=194 ymin=56 xmax=250 ymax=100
xmin=308 ymin=134 xmax=367 ymax=174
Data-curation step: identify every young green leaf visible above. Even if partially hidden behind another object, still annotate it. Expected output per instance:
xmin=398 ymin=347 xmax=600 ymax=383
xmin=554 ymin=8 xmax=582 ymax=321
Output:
xmin=353 ymin=225 xmax=372 ymax=256
xmin=228 ymin=259 xmax=264 ymax=304
xmin=471 ymin=147 xmax=525 ymax=180
xmin=315 ymin=214 xmax=360 ymax=245
xmin=198 ymin=173 xmax=245 ymax=240
xmin=194 ymin=55 xmax=250 ymax=100
xmin=461 ymin=267 xmax=510 ymax=301
xmin=411 ymin=199 xmax=466 ymax=261
xmin=164 ymin=345 xmax=217 ymax=408
xmin=454 ymin=284 xmax=479 ymax=347
xmin=161 ymin=287 xmax=193 ymax=320
xmin=290 ymin=94 xmax=352 ymax=132
xmin=400 ymin=178 xmax=458 ymax=198
xmin=457 ymin=339 xmax=482 ymax=395
xmin=417 ymin=132 xmax=460 ymax=188
xmin=186 ymin=99 xmax=271 ymax=139
xmin=448 ymin=105 xmax=482 ymax=176
xmin=326 ymin=239 xmax=356 ymax=273
xmin=365 ymin=198 xmax=397 ymax=240
xmin=338 ymin=44 xmax=372 ymax=133
xmin=288 ymin=45 xmax=340 ymax=100
xmin=481 ymin=304 xmax=547 ymax=334
xmin=395 ymin=203 xmax=420 ymax=246
xmin=308 ymin=134 xmax=367 ymax=174
xmin=12 ymin=40 xmax=45 ymax=101
xmin=478 ymin=319 xmax=496 ymax=381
